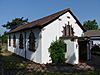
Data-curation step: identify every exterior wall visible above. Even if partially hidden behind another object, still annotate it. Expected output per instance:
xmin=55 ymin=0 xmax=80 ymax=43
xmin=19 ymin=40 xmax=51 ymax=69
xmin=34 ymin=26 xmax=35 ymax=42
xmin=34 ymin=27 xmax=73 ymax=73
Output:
xmin=64 ymin=39 xmax=79 ymax=64
xmin=89 ymin=40 xmax=92 ymax=59
xmin=41 ymin=12 xmax=83 ymax=64
xmin=8 ymin=28 xmax=42 ymax=64
xmin=8 ymin=12 xmax=83 ymax=64
xmin=87 ymin=42 xmax=91 ymax=60
xmin=8 ymin=33 xmax=15 ymax=53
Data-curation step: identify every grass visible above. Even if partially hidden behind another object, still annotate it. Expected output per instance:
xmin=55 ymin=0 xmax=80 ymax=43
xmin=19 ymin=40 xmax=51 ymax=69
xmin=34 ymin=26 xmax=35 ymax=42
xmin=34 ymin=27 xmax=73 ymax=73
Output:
xmin=1 ymin=50 xmax=26 ymax=69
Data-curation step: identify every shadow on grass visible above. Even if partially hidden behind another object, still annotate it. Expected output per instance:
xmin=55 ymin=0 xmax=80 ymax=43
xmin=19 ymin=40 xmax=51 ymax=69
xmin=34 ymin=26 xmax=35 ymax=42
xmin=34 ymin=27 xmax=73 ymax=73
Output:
xmin=0 ymin=51 xmax=27 ymax=75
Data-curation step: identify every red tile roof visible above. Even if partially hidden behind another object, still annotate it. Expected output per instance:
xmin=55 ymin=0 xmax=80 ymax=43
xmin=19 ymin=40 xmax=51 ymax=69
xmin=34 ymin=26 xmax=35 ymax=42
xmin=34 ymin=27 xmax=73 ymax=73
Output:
xmin=8 ymin=8 xmax=86 ymax=33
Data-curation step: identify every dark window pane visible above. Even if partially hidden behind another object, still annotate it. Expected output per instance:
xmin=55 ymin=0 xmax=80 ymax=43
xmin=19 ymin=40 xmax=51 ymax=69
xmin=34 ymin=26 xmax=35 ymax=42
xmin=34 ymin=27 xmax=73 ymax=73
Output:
xmin=29 ymin=32 xmax=36 ymax=52
xmin=13 ymin=34 xmax=16 ymax=47
xmin=19 ymin=34 xmax=23 ymax=49
xmin=64 ymin=44 xmax=67 ymax=52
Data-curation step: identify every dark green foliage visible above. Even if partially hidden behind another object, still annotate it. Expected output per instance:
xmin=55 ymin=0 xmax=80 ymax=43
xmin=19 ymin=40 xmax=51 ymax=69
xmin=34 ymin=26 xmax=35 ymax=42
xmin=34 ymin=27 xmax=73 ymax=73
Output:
xmin=91 ymin=45 xmax=100 ymax=52
xmin=91 ymin=45 xmax=100 ymax=55
xmin=0 ymin=34 xmax=2 ymax=43
xmin=3 ymin=61 xmax=25 ymax=70
xmin=49 ymin=39 xmax=65 ymax=64
xmin=2 ymin=17 xmax=28 ymax=30
xmin=2 ymin=31 xmax=7 ymax=43
xmin=0 ymin=44 xmax=2 ymax=50
xmin=83 ymin=19 xmax=98 ymax=30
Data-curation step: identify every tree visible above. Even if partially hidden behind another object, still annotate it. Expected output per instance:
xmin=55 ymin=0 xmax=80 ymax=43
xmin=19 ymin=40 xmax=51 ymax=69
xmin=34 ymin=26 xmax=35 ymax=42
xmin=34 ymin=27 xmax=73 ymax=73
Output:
xmin=2 ymin=17 xmax=28 ymax=30
xmin=0 ymin=34 xmax=1 ymax=41
xmin=83 ymin=19 xmax=98 ymax=30
xmin=49 ymin=39 xmax=65 ymax=64
xmin=2 ymin=31 xmax=8 ymax=43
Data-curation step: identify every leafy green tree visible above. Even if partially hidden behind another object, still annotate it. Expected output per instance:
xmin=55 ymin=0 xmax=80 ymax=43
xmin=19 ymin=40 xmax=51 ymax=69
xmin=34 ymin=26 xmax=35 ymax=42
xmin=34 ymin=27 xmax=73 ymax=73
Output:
xmin=49 ymin=39 xmax=65 ymax=64
xmin=2 ymin=17 xmax=28 ymax=30
xmin=0 ymin=34 xmax=2 ymax=43
xmin=83 ymin=19 xmax=98 ymax=30
xmin=2 ymin=31 xmax=8 ymax=43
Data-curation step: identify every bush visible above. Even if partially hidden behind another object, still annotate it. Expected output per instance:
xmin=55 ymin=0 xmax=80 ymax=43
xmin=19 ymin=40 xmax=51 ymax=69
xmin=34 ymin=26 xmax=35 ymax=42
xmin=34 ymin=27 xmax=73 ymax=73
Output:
xmin=0 ymin=44 xmax=2 ymax=51
xmin=91 ymin=45 xmax=100 ymax=55
xmin=49 ymin=39 xmax=65 ymax=64
xmin=91 ymin=45 xmax=100 ymax=52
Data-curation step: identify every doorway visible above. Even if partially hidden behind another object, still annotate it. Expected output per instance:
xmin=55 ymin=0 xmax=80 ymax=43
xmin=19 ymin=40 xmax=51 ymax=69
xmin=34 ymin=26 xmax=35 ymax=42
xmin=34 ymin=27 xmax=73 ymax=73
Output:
xmin=78 ymin=41 xmax=88 ymax=61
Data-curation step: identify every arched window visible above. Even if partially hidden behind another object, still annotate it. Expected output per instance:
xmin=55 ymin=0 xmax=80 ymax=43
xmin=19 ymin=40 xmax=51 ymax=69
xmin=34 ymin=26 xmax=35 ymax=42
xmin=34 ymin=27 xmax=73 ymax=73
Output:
xmin=19 ymin=33 xmax=23 ymax=49
xmin=9 ymin=35 xmax=11 ymax=46
xmin=13 ymin=34 xmax=16 ymax=47
xmin=29 ymin=32 xmax=36 ymax=52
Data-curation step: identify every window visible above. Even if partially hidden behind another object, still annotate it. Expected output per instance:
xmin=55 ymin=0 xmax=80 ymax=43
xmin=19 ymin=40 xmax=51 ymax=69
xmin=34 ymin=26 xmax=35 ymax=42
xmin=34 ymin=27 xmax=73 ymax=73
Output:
xmin=64 ymin=44 xmax=67 ymax=52
xmin=19 ymin=33 xmax=23 ymax=49
xmin=29 ymin=32 xmax=36 ymax=52
xmin=9 ymin=35 xmax=11 ymax=46
xmin=67 ymin=16 xmax=70 ymax=19
xmin=13 ymin=34 xmax=16 ymax=47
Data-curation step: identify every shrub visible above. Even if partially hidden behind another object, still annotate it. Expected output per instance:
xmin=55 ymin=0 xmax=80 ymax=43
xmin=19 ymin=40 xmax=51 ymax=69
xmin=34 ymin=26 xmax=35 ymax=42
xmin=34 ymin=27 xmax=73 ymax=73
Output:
xmin=91 ymin=45 xmax=100 ymax=55
xmin=91 ymin=45 xmax=100 ymax=51
xmin=0 ymin=44 xmax=2 ymax=51
xmin=49 ymin=39 xmax=65 ymax=64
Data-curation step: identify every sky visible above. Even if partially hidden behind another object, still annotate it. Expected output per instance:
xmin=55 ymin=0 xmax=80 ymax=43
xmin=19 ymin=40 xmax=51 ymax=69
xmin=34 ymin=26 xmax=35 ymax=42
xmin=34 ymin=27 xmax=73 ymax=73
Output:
xmin=0 ymin=0 xmax=100 ymax=35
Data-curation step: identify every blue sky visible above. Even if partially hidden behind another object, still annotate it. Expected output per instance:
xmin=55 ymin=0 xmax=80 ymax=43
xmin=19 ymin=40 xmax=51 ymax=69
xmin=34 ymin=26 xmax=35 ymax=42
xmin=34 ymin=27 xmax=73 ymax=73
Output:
xmin=0 ymin=0 xmax=100 ymax=35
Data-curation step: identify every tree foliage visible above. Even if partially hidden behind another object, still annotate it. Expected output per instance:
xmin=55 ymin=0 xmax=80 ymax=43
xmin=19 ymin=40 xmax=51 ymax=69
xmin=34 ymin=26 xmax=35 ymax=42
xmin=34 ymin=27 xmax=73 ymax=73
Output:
xmin=0 ymin=34 xmax=2 ymax=43
xmin=2 ymin=31 xmax=8 ymax=43
xmin=2 ymin=17 xmax=28 ymax=30
xmin=83 ymin=19 xmax=98 ymax=30
xmin=91 ymin=45 xmax=100 ymax=55
xmin=0 ymin=45 xmax=2 ymax=52
xmin=49 ymin=39 xmax=65 ymax=64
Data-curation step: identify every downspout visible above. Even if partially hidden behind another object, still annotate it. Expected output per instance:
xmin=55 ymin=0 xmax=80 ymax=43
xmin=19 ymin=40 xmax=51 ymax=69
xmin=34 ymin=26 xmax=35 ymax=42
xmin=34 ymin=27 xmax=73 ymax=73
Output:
xmin=24 ymin=32 xmax=26 ymax=59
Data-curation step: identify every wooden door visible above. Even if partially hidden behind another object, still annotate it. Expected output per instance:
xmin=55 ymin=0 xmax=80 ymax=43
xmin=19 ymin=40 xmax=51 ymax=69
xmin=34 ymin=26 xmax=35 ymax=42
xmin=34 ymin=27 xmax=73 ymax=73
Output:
xmin=78 ymin=41 xmax=87 ymax=61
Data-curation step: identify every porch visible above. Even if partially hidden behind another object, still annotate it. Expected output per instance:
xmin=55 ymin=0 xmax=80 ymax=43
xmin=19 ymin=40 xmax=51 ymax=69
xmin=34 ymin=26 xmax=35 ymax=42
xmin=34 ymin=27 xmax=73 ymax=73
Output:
xmin=60 ymin=36 xmax=91 ymax=65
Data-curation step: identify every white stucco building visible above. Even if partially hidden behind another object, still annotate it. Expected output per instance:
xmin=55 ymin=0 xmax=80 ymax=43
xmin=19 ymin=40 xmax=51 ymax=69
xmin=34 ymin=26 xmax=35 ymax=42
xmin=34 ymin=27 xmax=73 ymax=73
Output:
xmin=7 ymin=8 xmax=91 ymax=65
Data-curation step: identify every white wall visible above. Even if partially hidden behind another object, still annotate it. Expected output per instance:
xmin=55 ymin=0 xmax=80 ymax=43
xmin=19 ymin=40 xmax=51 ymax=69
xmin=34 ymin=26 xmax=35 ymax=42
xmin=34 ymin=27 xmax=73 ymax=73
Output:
xmin=64 ymin=39 xmax=79 ymax=64
xmin=8 ymin=28 xmax=42 ymax=64
xmin=41 ymin=12 xmax=83 ymax=64
xmin=25 ymin=28 xmax=42 ymax=63
xmin=8 ymin=33 xmax=15 ymax=53
xmin=8 ymin=11 xmax=83 ymax=64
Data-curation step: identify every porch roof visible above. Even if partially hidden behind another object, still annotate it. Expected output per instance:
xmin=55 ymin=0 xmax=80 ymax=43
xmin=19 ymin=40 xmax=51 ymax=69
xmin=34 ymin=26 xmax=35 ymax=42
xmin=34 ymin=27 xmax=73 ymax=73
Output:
xmin=84 ymin=30 xmax=100 ymax=37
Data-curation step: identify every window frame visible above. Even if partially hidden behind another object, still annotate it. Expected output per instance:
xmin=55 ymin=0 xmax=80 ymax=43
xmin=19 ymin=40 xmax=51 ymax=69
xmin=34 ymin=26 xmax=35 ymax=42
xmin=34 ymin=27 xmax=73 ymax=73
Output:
xmin=9 ymin=35 xmax=11 ymax=46
xmin=13 ymin=34 xmax=16 ymax=47
xmin=29 ymin=32 xmax=36 ymax=52
xmin=19 ymin=33 xmax=23 ymax=49
xmin=64 ymin=43 xmax=67 ymax=52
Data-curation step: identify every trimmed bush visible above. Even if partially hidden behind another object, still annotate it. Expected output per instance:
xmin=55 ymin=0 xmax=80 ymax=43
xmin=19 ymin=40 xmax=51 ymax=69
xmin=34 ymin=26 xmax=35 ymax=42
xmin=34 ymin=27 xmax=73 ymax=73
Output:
xmin=49 ymin=39 xmax=65 ymax=64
